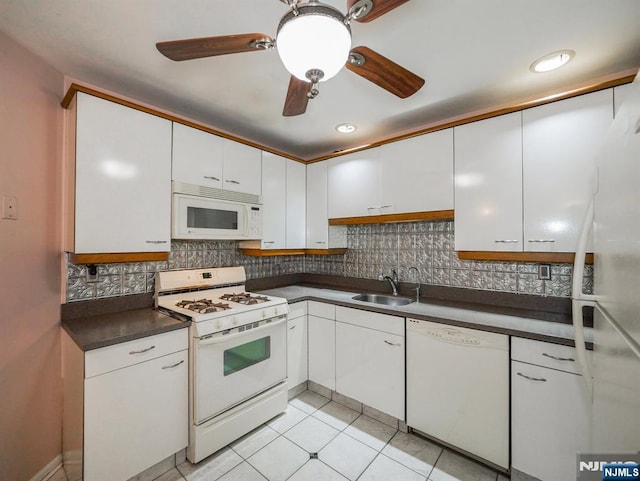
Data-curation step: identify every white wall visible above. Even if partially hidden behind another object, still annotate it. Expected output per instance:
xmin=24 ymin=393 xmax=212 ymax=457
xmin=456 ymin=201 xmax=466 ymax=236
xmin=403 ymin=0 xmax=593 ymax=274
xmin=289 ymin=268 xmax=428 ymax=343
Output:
xmin=0 ymin=31 xmax=64 ymax=480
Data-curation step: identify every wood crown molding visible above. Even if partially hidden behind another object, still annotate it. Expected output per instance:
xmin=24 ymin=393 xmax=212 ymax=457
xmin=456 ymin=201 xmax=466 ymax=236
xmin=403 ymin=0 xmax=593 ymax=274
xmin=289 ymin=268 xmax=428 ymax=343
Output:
xmin=329 ymin=210 xmax=454 ymax=226
xmin=60 ymin=83 xmax=305 ymax=164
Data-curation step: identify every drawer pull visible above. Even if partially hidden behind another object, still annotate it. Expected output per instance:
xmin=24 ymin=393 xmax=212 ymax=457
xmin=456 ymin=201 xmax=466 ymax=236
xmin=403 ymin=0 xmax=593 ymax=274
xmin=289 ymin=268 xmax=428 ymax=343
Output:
xmin=225 ymin=179 xmax=240 ymax=185
xmin=146 ymin=240 xmax=168 ymax=244
xmin=528 ymin=239 xmax=555 ymax=243
xmin=542 ymin=352 xmax=575 ymax=362
xmin=384 ymin=340 xmax=401 ymax=347
xmin=517 ymin=372 xmax=547 ymax=382
xmin=129 ymin=345 xmax=156 ymax=355
xmin=162 ymin=360 xmax=185 ymax=370
xmin=494 ymin=239 xmax=519 ymax=243
xmin=203 ymin=175 xmax=220 ymax=181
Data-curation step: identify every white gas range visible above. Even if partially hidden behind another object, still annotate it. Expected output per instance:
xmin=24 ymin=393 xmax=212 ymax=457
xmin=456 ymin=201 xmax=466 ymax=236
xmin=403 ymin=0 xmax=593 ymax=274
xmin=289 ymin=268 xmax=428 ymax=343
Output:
xmin=155 ymin=267 xmax=289 ymax=464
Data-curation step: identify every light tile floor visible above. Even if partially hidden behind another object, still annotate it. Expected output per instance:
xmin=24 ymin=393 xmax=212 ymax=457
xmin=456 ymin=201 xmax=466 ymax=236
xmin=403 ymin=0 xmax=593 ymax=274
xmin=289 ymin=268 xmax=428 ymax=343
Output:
xmin=164 ymin=390 xmax=505 ymax=481
xmin=55 ymin=389 xmax=506 ymax=481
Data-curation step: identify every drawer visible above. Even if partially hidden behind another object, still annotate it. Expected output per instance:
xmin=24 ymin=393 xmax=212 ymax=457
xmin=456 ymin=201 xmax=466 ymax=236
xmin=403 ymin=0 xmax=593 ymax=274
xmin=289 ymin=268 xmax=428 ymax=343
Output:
xmin=511 ymin=337 xmax=589 ymax=375
xmin=335 ymin=306 xmax=404 ymax=336
xmin=308 ymin=301 xmax=335 ymax=320
xmin=288 ymin=301 xmax=308 ymax=320
xmin=85 ymin=329 xmax=188 ymax=378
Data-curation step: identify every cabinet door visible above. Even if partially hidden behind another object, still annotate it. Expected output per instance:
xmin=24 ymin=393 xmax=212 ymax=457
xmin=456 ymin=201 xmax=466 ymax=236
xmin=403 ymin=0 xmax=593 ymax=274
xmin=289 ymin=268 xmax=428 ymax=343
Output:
xmin=336 ymin=322 xmax=404 ymax=419
xmin=84 ymin=350 xmax=188 ymax=481
xmin=306 ymin=161 xmax=329 ymax=248
xmin=454 ymin=112 xmax=523 ymax=251
xmin=286 ymin=159 xmax=306 ymax=249
xmin=287 ymin=314 xmax=308 ymax=388
xmin=307 ymin=315 xmax=335 ymax=391
xmin=380 ymin=129 xmax=454 ymax=214
xmin=172 ymin=123 xmax=223 ymax=189
xmin=511 ymin=361 xmax=591 ymax=481
xmin=523 ymin=89 xmax=612 ymax=252
xmin=261 ymin=153 xmax=286 ymax=249
xmin=222 ymin=140 xmax=262 ymax=195
xmin=328 ymin=151 xmax=381 ymax=218
xmin=75 ymin=93 xmax=172 ymax=253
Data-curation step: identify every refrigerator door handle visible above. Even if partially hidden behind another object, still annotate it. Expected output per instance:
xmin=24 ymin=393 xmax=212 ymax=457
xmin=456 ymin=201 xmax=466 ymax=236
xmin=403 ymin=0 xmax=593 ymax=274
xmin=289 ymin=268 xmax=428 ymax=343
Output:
xmin=572 ymin=197 xmax=596 ymax=399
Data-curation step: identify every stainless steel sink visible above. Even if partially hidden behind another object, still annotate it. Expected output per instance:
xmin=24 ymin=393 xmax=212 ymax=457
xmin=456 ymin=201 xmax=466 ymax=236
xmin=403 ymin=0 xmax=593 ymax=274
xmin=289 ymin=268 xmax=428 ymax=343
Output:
xmin=352 ymin=293 xmax=413 ymax=306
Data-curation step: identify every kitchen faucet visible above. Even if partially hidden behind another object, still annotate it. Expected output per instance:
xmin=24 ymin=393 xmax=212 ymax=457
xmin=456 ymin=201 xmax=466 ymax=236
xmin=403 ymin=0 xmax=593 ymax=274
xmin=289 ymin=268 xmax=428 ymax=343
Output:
xmin=408 ymin=266 xmax=421 ymax=303
xmin=379 ymin=269 xmax=399 ymax=296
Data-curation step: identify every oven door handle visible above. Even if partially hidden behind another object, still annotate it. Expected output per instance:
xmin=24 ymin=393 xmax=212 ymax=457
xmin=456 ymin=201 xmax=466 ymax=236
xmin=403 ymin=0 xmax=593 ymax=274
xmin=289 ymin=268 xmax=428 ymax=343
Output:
xmin=197 ymin=316 xmax=287 ymax=346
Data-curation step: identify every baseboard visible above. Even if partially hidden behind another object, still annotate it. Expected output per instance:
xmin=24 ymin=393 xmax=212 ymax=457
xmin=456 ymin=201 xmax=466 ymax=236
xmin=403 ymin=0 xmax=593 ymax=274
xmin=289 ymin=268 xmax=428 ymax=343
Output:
xmin=29 ymin=455 xmax=63 ymax=481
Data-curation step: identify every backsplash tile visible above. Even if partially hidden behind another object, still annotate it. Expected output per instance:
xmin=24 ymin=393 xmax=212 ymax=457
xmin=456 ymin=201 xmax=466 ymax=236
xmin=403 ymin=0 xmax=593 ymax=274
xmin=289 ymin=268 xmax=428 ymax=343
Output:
xmin=65 ymin=220 xmax=594 ymax=302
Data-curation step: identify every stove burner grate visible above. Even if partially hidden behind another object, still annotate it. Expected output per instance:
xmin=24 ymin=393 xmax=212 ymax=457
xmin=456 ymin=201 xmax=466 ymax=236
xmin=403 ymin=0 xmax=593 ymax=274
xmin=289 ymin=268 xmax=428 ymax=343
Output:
xmin=176 ymin=298 xmax=231 ymax=314
xmin=219 ymin=292 xmax=270 ymax=305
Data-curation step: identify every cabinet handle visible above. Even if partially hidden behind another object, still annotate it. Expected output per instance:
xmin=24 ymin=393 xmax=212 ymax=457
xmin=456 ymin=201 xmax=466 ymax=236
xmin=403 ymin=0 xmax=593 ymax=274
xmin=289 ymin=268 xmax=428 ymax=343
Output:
xmin=146 ymin=240 xmax=168 ymax=244
xmin=528 ymin=239 xmax=556 ymax=243
xmin=203 ymin=175 xmax=220 ymax=181
xmin=129 ymin=345 xmax=155 ymax=355
xmin=517 ymin=372 xmax=547 ymax=382
xmin=162 ymin=360 xmax=184 ymax=370
xmin=494 ymin=240 xmax=519 ymax=243
xmin=384 ymin=340 xmax=401 ymax=347
xmin=367 ymin=206 xmax=379 ymax=211
xmin=380 ymin=204 xmax=393 ymax=209
xmin=263 ymin=241 xmax=275 ymax=245
xmin=289 ymin=325 xmax=296 ymax=330
xmin=542 ymin=352 xmax=575 ymax=362
xmin=225 ymin=179 xmax=240 ymax=185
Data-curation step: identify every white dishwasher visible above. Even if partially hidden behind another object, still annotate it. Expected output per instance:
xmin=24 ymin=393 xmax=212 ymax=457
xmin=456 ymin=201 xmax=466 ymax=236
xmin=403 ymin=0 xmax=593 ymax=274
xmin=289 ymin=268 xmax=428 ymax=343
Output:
xmin=406 ymin=318 xmax=509 ymax=470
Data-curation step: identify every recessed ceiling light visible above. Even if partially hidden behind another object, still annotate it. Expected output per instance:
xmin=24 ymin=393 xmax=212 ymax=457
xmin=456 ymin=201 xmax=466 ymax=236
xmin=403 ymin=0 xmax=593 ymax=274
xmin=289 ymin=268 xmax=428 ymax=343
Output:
xmin=336 ymin=123 xmax=357 ymax=134
xmin=530 ymin=50 xmax=575 ymax=73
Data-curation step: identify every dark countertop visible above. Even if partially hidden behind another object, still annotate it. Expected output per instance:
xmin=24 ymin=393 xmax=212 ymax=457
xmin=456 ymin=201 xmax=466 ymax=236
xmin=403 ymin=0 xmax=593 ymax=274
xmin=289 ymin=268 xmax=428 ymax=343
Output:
xmin=62 ymin=307 xmax=189 ymax=351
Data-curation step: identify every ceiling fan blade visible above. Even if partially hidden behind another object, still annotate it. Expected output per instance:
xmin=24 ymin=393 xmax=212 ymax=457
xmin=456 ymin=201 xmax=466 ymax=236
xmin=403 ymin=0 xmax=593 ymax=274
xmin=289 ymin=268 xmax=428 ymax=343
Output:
xmin=283 ymin=76 xmax=310 ymax=117
xmin=156 ymin=33 xmax=273 ymax=61
xmin=346 ymin=46 xmax=424 ymax=98
xmin=347 ymin=0 xmax=410 ymax=23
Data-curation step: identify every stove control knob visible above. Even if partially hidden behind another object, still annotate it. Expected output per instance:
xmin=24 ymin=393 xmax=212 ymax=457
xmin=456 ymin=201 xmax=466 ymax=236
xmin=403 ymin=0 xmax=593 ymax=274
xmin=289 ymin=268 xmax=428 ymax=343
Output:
xmin=232 ymin=317 xmax=238 ymax=325
xmin=215 ymin=321 xmax=221 ymax=330
xmin=262 ymin=311 xmax=266 ymax=319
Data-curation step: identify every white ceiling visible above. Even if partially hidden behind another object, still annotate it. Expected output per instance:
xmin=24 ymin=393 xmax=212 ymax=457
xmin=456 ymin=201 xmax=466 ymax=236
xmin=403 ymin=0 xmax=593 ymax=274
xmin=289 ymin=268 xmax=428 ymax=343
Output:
xmin=1 ymin=0 xmax=639 ymax=160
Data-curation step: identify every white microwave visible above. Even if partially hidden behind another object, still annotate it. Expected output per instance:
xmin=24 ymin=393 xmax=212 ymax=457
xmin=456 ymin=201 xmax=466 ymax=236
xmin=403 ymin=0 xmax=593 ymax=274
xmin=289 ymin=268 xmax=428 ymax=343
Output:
xmin=172 ymin=192 xmax=262 ymax=240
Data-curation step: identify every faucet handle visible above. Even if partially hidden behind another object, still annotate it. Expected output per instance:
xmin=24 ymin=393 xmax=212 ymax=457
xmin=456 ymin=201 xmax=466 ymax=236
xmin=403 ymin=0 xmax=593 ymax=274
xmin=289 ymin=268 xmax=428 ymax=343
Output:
xmin=392 ymin=269 xmax=398 ymax=282
xmin=378 ymin=272 xmax=385 ymax=281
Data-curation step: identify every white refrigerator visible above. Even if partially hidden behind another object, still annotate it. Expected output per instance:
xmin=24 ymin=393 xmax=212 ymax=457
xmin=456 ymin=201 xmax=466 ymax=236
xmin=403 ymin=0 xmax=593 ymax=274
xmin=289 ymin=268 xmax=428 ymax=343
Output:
xmin=573 ymin=75 xmax=640 ymax=455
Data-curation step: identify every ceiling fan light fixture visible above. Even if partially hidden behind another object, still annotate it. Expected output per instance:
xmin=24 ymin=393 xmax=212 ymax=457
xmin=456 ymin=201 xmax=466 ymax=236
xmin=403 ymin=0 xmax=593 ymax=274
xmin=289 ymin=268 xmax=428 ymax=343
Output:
xmin=530 ymin=50 xmax=575 ymax=73
xmin=276 ymin=3 xmax=352 ymax=82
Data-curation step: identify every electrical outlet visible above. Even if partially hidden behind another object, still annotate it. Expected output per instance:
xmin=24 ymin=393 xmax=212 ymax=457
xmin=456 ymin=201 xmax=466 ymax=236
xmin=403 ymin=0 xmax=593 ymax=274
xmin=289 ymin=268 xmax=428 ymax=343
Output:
xmin=538 ymin=264 xmax=551 ymax=280
xmin=86 ymin=264 xmax=99 ymax=283
xmin=2 ymin=195 xmax=18 ymax=220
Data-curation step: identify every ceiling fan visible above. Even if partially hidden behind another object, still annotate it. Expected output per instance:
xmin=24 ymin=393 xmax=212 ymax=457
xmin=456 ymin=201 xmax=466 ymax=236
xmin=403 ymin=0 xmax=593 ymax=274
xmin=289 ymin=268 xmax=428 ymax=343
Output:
xmin=156 ymin=0 xmax=425 ymax=116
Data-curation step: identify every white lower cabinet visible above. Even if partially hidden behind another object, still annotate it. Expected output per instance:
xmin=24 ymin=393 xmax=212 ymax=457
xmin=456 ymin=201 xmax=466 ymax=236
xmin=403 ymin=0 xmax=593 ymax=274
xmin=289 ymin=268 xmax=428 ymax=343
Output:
xmin=287 ymin=301 xmax=308 ymax=389
xmin=511 ymin=337 xmax=591 ymax=481
xmin=63 ymin=329 xmax=188 ymax=481
xmin=335 ymin=307 xmax=405 ymax=419
xmin=307 ymin=301 xmax=336 ymax=391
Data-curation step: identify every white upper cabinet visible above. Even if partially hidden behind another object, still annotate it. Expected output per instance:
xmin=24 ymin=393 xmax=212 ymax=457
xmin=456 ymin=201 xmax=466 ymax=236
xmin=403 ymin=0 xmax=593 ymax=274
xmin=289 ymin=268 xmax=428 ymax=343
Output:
xmin=522 ymin=89 xmax=613 ymax=252
xmin=380 ymin=129 xmax=454 ymax=214
xmin=306 ymin=161 xmax=347 ymax=248
xmin=286 ymin=159 xmax=306 ymax=249
xmin=454 ymin=111 xmax=523 ymax=251
xmin=614 ymin=82 xmax=636 ymax=116
xmin=72 ymin=92 xmax=172 ymax=253
xmin=328 ymin=130 xmax=454 ymax=219
xmin=260 ymin=152 xmax=287 ymax=249
xmin=172 ymin=123 xmax=261 ymax=197
xmin=222 ymin=140 xmax=262 ymax=196
xmin=172 ymin=123 xmax=223 ymax=189
xmin=328 ymin=150 xmax=381 ymax=218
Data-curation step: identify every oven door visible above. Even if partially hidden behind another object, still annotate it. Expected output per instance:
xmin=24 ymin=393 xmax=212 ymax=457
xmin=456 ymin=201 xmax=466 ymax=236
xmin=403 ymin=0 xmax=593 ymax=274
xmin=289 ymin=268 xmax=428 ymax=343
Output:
xmin=193 ymin=315 xmax=287 ymax=425
xmin=172 ymin=193 xmax=249 ymax=240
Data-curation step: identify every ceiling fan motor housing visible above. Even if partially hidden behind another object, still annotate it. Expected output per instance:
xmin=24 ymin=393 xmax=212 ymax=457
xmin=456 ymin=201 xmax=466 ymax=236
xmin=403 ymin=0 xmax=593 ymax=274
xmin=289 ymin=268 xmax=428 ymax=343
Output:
xmin=276 ymin=2 xmax=352 ymax=82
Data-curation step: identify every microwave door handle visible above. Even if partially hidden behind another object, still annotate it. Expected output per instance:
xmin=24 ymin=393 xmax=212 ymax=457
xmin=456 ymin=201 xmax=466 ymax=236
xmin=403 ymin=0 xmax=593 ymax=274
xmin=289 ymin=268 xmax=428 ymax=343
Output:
xmin=197 ymin=316 xmax=287 ymax=346
xmin=244 ymin=205 xmax=250 ymax=235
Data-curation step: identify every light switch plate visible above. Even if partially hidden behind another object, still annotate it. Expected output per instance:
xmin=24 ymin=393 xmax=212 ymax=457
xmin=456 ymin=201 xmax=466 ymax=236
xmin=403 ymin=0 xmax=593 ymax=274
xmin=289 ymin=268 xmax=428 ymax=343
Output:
xmin=2 ymin=195 xmax=17 ymax=220
xmin=538 ymin=264 xmax=551 ymax=280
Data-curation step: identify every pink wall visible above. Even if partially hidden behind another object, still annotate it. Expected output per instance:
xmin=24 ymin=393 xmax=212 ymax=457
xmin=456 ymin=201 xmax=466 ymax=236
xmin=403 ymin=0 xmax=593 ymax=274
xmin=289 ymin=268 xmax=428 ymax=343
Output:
xmin=0 ymin=32 xmax=64 ymax=480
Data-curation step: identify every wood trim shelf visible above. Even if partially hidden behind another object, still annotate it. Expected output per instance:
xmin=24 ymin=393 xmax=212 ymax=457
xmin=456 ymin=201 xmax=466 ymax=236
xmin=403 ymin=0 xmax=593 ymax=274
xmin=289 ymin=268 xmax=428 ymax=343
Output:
xmin=329 ymin=210 xmax=454 ymax=226
xmin=67 ymin=252 xmax=169 ymax=265
xmin=239 ymin=248 xmax=347 ymax=257
xmin=456 ymin=251 xmax=594 ymax=264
